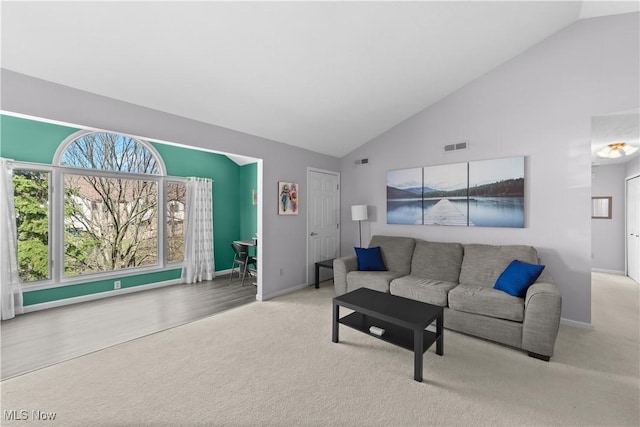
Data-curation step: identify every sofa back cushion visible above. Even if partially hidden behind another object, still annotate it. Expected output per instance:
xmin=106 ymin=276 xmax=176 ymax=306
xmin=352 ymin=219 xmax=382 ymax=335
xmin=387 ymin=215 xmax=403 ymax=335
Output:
xmin=411 ymin=240 xmax=463 ymax=283
xmin=459 ymin=244 xmax=539 ymax=287
xmin=368 ymin=235 xmax=415 ymax=275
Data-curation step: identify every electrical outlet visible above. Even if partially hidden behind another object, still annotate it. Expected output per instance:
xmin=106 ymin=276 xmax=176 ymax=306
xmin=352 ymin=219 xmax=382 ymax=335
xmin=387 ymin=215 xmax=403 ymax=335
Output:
xmin=114 ymin=280 xmax=121 ymax=290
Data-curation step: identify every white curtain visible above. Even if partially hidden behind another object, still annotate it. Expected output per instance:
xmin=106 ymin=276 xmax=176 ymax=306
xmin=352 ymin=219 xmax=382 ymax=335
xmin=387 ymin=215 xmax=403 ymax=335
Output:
xmin=182 ymin=177 xmax=215 ymax=283
xmin=0 ymin=158 xmax=23 ymax=320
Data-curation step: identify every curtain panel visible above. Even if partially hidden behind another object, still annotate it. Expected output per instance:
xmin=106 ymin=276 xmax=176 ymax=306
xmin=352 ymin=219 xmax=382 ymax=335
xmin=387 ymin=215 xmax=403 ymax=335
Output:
xmin=182 ymin=177 xmax=215 ymax=283
xmin=0 ymin=158 xmax=24 ymax=320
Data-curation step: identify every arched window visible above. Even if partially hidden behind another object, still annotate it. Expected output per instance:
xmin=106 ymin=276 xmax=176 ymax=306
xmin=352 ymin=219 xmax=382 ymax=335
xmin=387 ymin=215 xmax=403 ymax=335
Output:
xmin=59 ymin=132 xmax=162 ymax=174
xmin=43 ymin=131 xmax=185 ymax=279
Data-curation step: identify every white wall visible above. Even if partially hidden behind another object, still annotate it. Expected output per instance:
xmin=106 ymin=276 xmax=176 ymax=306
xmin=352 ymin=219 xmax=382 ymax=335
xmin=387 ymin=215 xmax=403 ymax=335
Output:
xmin=626 ymin=157 xmax=640 ymax=177
xmin=591 ymin=164 xmax=626 ymax=273
xmin=1 ymin=70 xmax=340 ymax=300
xmin=339 ymin=13 xmax=639 ymax=324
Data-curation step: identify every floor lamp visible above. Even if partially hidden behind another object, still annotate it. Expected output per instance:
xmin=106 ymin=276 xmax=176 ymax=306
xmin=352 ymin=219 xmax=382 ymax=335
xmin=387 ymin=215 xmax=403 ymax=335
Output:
xmin=351 ymin=205 xmax=368 ymax=247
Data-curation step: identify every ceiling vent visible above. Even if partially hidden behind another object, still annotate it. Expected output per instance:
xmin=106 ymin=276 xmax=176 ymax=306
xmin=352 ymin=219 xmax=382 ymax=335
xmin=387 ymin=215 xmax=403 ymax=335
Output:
xmin=443 ymin=141 xmax=468 ymax=152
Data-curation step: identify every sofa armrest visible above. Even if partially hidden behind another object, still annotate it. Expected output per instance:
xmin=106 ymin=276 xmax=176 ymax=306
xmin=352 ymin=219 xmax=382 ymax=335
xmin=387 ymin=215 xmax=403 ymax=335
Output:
xmin=522 ymin=273 xmax=562 ymax=358
xmin=333 ymin=256 xmax=358 ymax=295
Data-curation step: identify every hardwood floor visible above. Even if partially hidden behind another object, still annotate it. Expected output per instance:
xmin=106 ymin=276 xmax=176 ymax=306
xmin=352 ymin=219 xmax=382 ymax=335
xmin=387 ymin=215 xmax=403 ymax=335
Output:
xmin=0 ymin=275 xmax=257 ymax=380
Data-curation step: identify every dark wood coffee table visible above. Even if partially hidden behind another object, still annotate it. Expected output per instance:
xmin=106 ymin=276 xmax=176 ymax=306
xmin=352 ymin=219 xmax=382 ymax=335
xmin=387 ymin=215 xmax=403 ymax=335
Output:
xmin=332 ymin=287 xmax=443 ymax=382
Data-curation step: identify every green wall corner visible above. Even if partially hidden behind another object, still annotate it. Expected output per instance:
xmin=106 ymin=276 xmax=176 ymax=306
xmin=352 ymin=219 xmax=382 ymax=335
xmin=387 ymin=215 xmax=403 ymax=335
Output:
xmin=240 ymin=163 xmax=258 ymax=241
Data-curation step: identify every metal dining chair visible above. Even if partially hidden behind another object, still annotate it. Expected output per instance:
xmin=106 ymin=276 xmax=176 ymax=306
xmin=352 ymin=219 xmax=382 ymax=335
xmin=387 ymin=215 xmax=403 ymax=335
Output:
xmin=230 ymin=242 xmax=257 ymax=285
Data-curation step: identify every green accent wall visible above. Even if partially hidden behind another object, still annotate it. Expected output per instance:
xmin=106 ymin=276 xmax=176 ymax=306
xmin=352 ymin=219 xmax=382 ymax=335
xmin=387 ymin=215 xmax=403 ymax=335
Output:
xmin=1 ymin=114 xmax=257 ymax=305
xmin=23 ymin=269 xmax=182 ymax=305
xmin=151 ymin=142 xmax=243 ymax=272
xmin=0 ymin=115 xmax=79 ymax=163
xmin=239 ymin=163 xmax=258 ymax=241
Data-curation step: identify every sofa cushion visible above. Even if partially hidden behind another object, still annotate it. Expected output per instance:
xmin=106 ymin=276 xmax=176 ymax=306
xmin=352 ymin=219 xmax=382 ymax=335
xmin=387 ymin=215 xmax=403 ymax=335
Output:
xmin=368 ymin=235 xmax=415 ymax=275
xmin=390 ymin=275 xmax=457 ymax=307
xmin=354 ymin=246 xmax=387 ymax=271
xmin=459 ymin=244 xmax=539 ymax=288
xmin=346 ymin=271 xmax=404 ymax=293
xmin=449 ymin=284 xmax=524 ymax=322
xmin=494 ymin=260 xmax=545 ymax=298
xmin=411 ymin=240 xmax=463 ymax=283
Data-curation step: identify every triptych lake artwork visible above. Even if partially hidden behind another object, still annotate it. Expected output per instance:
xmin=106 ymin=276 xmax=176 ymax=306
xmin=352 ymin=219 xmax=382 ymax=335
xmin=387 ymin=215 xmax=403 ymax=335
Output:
xmin=387 ymin=156 xmax=524 ymax=228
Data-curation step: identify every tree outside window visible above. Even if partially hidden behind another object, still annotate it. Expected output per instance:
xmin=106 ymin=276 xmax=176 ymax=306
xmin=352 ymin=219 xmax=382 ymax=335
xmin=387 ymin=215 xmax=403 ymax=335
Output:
xmin=166 ymin=181 xmax=186 ymax=263
xmin=61 ymin=133 xmax=160 ymax=277
xmin=13 ymin=170 xmax=50 ymax=282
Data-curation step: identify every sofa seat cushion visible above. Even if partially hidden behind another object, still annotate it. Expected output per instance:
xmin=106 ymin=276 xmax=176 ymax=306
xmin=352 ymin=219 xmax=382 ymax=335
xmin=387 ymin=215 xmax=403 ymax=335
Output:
xmin=390 ymin=275 xmax=457 ymax=307
xmin=448 ymin=284 xmax=524 ymax=322
xmin=411 ymin=240 xmax=463 ymax=283
xmin=346 ymin=271 xmax=404 ymax=293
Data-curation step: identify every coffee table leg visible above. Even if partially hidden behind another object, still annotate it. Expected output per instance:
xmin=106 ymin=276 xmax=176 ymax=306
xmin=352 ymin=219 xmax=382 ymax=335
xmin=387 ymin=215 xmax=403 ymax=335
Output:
xmin=332 ymin=303 xmax=339 ymax=343
xmin=436 ymin=313 xmax=444 ymax=356
xmin=414 ymin=329 xmax=423 ymax=382
xmin=315 ymin=263 xmax=320 ymax=289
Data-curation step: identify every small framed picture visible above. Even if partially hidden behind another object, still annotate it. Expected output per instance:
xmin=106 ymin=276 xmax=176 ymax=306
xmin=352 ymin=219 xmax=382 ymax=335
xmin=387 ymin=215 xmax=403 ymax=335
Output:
xmin=278 ymin=181 xmax=298 ymax=215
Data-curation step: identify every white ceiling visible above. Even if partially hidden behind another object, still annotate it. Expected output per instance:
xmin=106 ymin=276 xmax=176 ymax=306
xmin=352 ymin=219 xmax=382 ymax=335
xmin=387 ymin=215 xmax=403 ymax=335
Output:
xmin=2 ymin=1 xmax=639 ymax=158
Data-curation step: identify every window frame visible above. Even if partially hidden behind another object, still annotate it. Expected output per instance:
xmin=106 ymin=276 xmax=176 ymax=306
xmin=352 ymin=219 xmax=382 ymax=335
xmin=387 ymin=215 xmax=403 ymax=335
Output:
xmin=12 ymin=130 xmax=190 ymax=291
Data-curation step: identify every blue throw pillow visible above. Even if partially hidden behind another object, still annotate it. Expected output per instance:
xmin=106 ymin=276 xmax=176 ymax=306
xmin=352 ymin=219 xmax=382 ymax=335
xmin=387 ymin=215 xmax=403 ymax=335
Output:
xmin=494 ymin=260 xmax=545 ymax=298
xmin=354 ymin=246 xmax=387 ymax=271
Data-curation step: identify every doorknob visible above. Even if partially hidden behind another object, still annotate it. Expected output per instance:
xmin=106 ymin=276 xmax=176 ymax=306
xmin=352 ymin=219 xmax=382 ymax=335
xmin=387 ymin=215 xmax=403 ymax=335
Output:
xmin=310 ymin=232 xmax=318 ymax=236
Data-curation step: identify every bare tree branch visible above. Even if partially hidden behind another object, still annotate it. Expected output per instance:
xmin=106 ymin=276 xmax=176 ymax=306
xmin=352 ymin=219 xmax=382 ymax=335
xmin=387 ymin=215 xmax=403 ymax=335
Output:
xmin=62 ymin=133 xmax=161 ymax=275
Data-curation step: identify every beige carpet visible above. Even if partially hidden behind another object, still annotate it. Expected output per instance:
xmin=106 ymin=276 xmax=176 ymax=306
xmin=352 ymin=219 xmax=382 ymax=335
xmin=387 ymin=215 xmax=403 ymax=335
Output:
xmin=1 ymin=273 xmax=638 ymax=426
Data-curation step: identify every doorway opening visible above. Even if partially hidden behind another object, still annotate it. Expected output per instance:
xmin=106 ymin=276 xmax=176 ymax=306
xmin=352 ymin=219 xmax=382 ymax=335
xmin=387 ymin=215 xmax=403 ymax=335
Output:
xmin=307 ymin=168 xmax=341 ymax=286
xmin=590 ymin=109 xmax=639 ymax=284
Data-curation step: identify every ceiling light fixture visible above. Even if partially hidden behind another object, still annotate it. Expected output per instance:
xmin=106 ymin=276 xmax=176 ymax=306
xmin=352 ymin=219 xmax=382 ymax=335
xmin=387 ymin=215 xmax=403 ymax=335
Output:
xmin=597 ymin=142 xmax=639 ymax=159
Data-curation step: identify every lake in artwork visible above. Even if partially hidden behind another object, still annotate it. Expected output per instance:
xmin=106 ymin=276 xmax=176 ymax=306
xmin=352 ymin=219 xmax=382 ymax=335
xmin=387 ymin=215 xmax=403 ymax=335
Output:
xmin=468 ymin=157 xmax=525 ymax=228
xmin=468 ymin=196 xmax=524 ymax=227
xmin=387 ymin=167 xmax=424 ymax=224
xmin=387 ymin=199 xmax=423 ymax=224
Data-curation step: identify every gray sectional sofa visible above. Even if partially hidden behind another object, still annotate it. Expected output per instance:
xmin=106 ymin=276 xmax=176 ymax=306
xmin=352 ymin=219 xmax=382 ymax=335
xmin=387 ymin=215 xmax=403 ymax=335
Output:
xmin=333 ymin=235 xmax=562 ymax=360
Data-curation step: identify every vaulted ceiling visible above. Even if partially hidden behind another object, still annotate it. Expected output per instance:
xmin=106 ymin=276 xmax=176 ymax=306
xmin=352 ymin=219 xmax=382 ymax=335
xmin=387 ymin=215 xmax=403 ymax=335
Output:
xmin=2 ymin=1 xmax=638 ymax=158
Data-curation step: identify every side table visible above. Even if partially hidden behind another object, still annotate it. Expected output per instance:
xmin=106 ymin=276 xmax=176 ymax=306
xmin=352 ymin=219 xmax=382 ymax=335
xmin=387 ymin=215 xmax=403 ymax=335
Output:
xmin=314 ymin=259 xmax=335 ymax=289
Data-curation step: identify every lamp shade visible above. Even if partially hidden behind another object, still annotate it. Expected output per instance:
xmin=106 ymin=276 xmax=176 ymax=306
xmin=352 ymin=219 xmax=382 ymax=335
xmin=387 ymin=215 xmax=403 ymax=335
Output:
xmin=351 ymin=205 xmax=368 ymax=221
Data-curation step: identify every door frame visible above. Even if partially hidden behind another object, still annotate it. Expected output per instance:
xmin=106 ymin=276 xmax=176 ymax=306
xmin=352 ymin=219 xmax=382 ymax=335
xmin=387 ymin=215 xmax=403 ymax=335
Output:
xmin=625 ymin=173 xmax=640 ymax=280
xmin=306 ymin=167 xmax=341 ymax=286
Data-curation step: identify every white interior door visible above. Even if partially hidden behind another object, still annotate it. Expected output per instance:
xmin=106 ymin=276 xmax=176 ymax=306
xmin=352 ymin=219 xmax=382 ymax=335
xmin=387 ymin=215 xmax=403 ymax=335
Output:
xmin=627 ymin=175 xmax=639 ymax=284
xmin=308 ymin=169 xmax=340 ymax=284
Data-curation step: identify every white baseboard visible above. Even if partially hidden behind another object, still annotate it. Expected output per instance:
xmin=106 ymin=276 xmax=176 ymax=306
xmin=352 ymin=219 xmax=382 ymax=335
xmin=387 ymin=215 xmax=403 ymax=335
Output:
xmin=23 ymin=278 xmax=183 ymax=313
xmin=257 ymin=282 xmax=309 ymax=301
xmin=591 ymin=268 xmax=625 ymax=275
xmin=560 ymin=317 xmax=593 ymax=330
